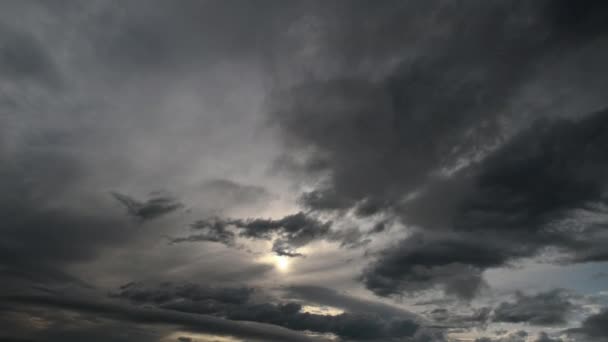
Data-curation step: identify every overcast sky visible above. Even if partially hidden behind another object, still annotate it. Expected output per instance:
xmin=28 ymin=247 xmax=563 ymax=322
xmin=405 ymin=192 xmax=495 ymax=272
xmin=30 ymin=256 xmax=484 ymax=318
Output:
xmin=1 ymin=1 xmax=608 ymax=341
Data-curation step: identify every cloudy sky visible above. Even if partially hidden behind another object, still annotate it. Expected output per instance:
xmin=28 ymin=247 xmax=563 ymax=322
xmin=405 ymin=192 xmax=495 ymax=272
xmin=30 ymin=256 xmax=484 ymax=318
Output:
xmin=1 ymin=1 xmax=608 ymax=341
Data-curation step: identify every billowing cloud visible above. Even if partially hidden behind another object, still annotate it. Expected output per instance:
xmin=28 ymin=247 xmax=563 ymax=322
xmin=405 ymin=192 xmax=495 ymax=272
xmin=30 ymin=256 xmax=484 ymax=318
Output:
xmin=361 ymin=108 xmax=608 ymax=299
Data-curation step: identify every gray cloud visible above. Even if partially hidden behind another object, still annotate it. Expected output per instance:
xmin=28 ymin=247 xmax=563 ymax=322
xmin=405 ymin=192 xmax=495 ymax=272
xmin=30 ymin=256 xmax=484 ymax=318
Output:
xmin=0 ymin=24 xmax=60 ymax=85
xmin=567 ymin=308 xmax=608 ymax=342
xmin=200 ymin=179 xmax=273 ymax=209
xmin=111 ymin=282 xmax=254 ymax=306
xmin=427 ymin=306 xmax=491 ymax=329
xmin=362 ymin=108 xmax=608 ymax=299
xmin=492 ymin=290 xmax=575 ymax=326
xmin=2 ymin=293 xmax=324 ymax=342
xmin=169 ymin=219 xmax=237 ymax=247
xmin=111 ymin=192 xmax=184 ymax=221
xmin=533 ymin=332 xmax=563 ymax=342
xmin=171 ymin=212 xmax=332 ymax=257
xmin=475 ymin=330 xmax=528 ymax=342
xmin=284 ymin=285 xmax=418 ymax=320
xmin=361 ymin=233 xmax=519 ymax=300
xmin=226 ymin=302 xmax=431 ymax=342
xmin=271 ymin=1 xmax=592 ymax=218
xmin=260 ymin=0 xmax=608 ymax=300
xmin=0 ymin=145 xmax=136 ymax=293
xmin=2 ymin=0 xmax=608 ymax=340
xmin=101 ymin=281 xmax=443 ymax=342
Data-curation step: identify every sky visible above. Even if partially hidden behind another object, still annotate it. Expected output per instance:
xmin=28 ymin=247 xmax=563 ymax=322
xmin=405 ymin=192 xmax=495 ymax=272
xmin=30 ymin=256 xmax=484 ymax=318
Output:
xmin=1 ymin=1 xmax=608 ymax=341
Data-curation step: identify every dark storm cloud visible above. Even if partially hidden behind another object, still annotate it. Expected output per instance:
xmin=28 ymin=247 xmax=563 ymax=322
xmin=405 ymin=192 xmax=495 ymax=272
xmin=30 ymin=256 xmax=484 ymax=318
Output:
xmin=492 ymin=290 xmax=575 ymax=326
xmin=427 ymin=306 xmax=491 ymax=329
xmin=533 ymin=332 xmax=563 ymax=342
xmin=226 ymin=302 xmax=430 ymax=342
xmin=284 ymin=285 xmax=418 ymax=320
xmin=263 ymin=0 xmax=608 ymax=300
xmin=548 ymin=0 xmax=608 ymax=39
xmin=567 ymin=308 xmax=608 ymax=341
xmin=2 ymin=293 xmax=323 ymax=342
xmin=361 ymin=108 xmax=608 ymax=298
xmin=451 ymin=109 xmax=608 ymax=237
xmin=111 ymin=192 xmax=184 ymax=221
xmin=0 ymin=307 xmax=163 ymax=342
xmin=284 ymin=286 xmax=452 ymax=340
xmin=234 ymin=212 xmax=331 ymax=244
xmin=3 ymin=0 xmax=608 ymax=340
xmin=361 ymin=233 xmax=522 ymax=300
xmin=112 ymin=282 xmax=253 ymax=306
xmin=475 ymin=331 xmax=528 ymax=342
xmin=104 ymin=281 xmax=443 ymax=342
xmin=398 ymin=109 xmax=608 ymax=237
xmin=0 ymin=147 xmax=135 ymax=291
xmin=271 ymin=1 xmax=564 ymax=217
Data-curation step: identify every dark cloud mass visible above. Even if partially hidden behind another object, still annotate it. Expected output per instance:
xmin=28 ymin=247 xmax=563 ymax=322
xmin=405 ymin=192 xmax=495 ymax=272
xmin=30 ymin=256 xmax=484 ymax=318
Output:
xmin=112 ymin=282 xmax=254 ymax=306
xmin=492 ymin=290 xmax=575 ymax=326
xmin=474 ymin=330 xmax=529 ymax=342
xmin=171 ymin=212 xmax=333 ymax=257
xmin=2 ymin=1 xmax=608 ymax=341
xmin=533 ymin=332 xmax=563 ymax=342
xmin=569 ymin=309 xmax=608 ymax=341
xmin=362 ymin=108 xmax=608 ymax=299
xmin=105 ymin=281 xmax=440 ymax=342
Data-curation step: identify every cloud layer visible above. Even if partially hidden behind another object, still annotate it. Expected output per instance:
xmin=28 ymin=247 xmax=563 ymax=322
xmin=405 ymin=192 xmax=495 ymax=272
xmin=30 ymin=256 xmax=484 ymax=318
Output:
xmin=2 ymin=1 xmax=608 ymax=341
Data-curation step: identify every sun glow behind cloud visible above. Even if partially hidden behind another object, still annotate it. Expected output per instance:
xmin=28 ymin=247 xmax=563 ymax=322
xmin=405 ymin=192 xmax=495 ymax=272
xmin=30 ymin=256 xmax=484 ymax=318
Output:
xmin=274 ymin=255 xmax=289 ymax=272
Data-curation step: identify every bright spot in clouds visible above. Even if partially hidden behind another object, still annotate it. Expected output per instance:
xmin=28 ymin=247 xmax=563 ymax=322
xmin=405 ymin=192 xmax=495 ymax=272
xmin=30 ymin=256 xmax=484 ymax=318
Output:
xmin=256 ymin=253 xmax=291 ymax=273
xmin=274 ymin=255 xmax=289 ymax=272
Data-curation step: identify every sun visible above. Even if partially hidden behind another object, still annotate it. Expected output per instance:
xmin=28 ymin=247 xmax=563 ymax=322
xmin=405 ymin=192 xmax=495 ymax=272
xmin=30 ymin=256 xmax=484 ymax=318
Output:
xmin=274 ymin=255 xmax=289 ymax=272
